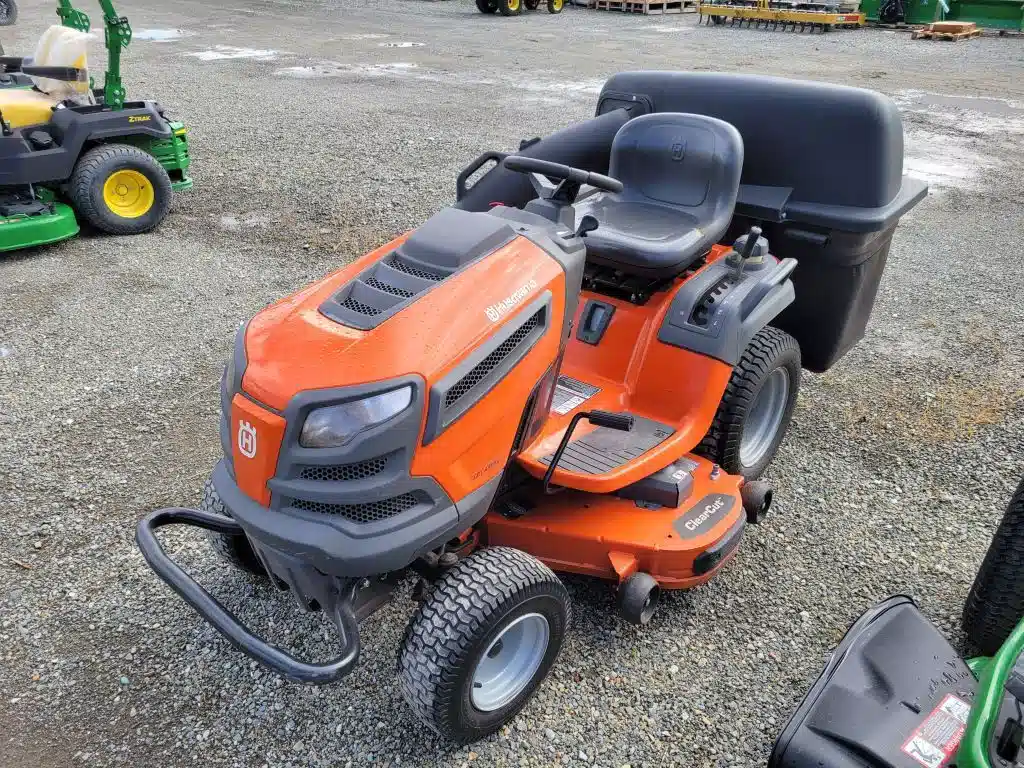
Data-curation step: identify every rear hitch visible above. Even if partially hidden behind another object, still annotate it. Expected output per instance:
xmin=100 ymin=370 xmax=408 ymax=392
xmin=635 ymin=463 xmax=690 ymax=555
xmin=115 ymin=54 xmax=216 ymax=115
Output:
xmin=741 ymin=481 xmax=773 ymax=523
xmin=136 ymin=507 xmax=361 ymax=685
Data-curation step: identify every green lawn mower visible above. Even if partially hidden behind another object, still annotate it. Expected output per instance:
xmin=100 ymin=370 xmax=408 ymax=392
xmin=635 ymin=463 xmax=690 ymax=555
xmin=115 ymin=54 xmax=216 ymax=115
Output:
xmin=0 ymin=0 xmax=191 ymax=253
xmin=772 ymin=473 xmax=1024 ymax=768
xmin=477 ymin=0 xmax=564 ymax=16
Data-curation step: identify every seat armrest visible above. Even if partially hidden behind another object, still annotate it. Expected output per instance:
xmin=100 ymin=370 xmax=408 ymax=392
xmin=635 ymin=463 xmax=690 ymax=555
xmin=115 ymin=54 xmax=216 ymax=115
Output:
xmin=21 ymin=65 xmax=87 ymax=82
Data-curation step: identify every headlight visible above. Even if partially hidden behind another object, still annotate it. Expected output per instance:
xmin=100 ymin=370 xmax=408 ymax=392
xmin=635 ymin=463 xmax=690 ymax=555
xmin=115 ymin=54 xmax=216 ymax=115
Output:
xmin=299 ymin=386 xmax=413 ymax=448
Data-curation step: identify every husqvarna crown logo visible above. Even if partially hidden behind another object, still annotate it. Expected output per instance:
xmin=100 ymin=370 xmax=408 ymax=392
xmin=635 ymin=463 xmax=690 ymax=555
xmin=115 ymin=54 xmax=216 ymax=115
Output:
xmin=237 ymin=420 xmax=257 ymax=459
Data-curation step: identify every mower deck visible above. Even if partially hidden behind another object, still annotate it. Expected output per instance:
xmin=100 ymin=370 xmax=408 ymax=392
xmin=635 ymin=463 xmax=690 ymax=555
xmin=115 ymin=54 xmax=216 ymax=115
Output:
xmin=0 ymin=198 xmax=79 ymax=251
xmin=488 ymin=453 xmax=746 ymax=589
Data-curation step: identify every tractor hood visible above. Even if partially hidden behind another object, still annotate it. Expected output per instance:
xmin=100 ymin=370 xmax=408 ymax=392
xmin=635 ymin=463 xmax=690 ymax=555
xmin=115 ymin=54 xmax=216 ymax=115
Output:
xmin=238 ymin=226 xmax=566 ymax=415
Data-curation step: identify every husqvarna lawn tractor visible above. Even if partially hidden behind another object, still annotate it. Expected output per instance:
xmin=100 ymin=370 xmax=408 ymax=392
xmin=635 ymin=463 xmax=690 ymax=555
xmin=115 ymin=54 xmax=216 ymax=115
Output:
xmin=772 ymin=473 xmax=1024 ymax=768
xmin=137 ymin=72 xmax=926 ymax=743
xmin=0 ymin=0 xmax=190 ymax=253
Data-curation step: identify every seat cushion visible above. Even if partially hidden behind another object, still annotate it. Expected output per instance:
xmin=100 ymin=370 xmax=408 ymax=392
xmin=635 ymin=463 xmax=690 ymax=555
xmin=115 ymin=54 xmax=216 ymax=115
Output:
xmin=577 ymin=196 xmax=705 ymax=277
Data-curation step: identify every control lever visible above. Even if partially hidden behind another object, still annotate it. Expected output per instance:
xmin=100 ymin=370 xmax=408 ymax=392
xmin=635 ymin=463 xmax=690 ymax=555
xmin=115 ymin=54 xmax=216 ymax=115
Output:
xmin=542 ymin=410 xmax=634 ymax=494
xmin=575 ymin=215 xmax=599 ymax=238
xmin=730 ymin=225 xmax=764 ymax=282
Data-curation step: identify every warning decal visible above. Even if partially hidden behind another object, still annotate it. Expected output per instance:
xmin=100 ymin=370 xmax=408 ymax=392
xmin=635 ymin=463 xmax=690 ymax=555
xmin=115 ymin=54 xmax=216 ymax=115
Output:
xmin=900 ymin=694 xmax=972 ymax=768
xmin=551 ymin=376 xmax=600 ymax=415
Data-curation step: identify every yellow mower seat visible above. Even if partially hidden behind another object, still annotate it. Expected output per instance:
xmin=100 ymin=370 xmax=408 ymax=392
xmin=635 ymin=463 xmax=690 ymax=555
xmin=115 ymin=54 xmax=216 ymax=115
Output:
xmin=0 ymin=24 xmax=91 ymax=129
xmin=0 ymin=88 xmax=61 ymax=128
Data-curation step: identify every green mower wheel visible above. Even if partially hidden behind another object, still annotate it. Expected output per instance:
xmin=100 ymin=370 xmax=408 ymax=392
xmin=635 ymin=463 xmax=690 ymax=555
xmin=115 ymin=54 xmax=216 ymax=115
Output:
xmin=476 ymin=0 xmax=499 ymax=11
xmin=68 ymin=144 xmax=173 ymax=236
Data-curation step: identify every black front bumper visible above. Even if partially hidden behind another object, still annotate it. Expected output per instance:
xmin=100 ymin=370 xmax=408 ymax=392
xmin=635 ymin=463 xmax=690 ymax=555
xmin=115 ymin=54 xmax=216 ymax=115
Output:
xmin=136 ymin=507 xmax=361 ymax=684
xmin=212 ymin=460 xmax=500 ymax=579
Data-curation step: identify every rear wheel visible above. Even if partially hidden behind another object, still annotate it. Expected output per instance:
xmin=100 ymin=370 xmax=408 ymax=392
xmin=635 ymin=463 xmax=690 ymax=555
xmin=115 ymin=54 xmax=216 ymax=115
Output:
xmin=398 ymin=547 xmax=570 ymax=743
xmin=201 ymin=478 xmax=266 ymax=577
xmin=697 ymin=326 xmax=801 ymax=479
xmin=68 ymin=144 xmax=173 ymax=235
xmin=498 ymin=0 xmax=522 ymax=14
xmin=963 ymin=477 xmax=1024 ymax=655
xmin=547 ymin=0 xmax=564 ymax=11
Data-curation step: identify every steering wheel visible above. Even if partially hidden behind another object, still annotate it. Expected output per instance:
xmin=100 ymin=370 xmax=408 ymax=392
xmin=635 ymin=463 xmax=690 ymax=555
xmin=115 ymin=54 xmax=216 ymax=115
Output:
xmin=502 ymin=156 xmax=623 ymax=203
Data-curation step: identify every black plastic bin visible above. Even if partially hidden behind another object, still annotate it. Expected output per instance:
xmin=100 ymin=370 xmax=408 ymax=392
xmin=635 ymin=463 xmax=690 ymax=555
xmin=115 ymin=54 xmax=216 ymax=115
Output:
xmin=457 ymin=71 xmax=927 ymax=373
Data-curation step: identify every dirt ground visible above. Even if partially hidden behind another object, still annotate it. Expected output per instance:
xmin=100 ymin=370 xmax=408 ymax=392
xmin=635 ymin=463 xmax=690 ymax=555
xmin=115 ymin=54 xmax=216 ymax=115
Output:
xmin=1 ymin=0 xmax=1023 ymax=766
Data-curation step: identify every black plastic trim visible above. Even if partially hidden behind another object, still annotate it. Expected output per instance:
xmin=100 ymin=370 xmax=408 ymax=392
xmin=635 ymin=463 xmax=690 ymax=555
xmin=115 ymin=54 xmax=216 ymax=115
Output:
xmin=692 ymin=515 xmax=744 ymax=575
xmin=423 ymin=292 xmax=552 ymax=445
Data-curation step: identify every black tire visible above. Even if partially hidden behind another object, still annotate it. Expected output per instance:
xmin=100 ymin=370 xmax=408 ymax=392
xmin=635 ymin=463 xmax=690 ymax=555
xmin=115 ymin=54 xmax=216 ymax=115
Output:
xmin=546 ymin=0 xmax=564 ymax=11
xmin=476 ymin=0 xmax=498 ymax=11
xmin=201 ymin=478 xmax=267 ymax=577
xmin=68 ymin=144 xmax=173 ymax=235
xmin=0 ymin=0 xmax=18 ymax=26
xmin=398 ymin=547 xmax=570 ymax=743
xmin=497 ymin=0 xmax=522 ymax=15
xmin=697 ymin=326 xmax=801 ymax=480
xmin=711 ymin=14 xmax=726 ymax=23
xmin=962 ymin=476 xmax=1024 ymax=655
xmin=617 ymin=572 xmax=660 ymax=625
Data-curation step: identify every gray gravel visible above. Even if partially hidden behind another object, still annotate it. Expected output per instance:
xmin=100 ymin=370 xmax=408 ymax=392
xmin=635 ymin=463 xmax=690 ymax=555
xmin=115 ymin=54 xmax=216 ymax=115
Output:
xmin=2 ymin=0 xmax=1023 ymax=765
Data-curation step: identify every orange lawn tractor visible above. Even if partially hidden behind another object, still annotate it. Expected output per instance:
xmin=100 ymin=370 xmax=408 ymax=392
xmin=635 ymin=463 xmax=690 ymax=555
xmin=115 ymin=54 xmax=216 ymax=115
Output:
xmin=137 ymin=72 xmax=927 ymax=743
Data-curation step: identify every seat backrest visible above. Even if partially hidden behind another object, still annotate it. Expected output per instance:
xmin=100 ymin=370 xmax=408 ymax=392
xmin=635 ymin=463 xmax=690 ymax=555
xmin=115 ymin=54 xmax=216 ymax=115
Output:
xmin=30 ymin=25 xmax=91 ymax=100
xmin=609 ymin=112 xmax=743 ymax=234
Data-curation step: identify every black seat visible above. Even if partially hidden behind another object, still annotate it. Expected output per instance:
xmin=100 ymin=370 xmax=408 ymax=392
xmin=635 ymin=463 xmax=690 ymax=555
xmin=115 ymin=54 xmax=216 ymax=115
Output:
xmin=577 ymin=113 xmax=744 ymax=279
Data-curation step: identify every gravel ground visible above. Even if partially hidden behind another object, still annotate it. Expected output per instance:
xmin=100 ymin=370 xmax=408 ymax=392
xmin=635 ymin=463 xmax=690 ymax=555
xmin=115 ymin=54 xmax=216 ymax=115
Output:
xmin=2 ymin=0 xmax=1023 ymax=765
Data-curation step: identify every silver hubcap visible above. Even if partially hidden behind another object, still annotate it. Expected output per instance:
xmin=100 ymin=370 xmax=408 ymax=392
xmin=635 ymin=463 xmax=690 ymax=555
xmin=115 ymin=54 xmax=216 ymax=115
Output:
xmin=470 ymin=613 xmax=550 ymax=712
xmin=740 ymin=367 xmax=790 ymax=469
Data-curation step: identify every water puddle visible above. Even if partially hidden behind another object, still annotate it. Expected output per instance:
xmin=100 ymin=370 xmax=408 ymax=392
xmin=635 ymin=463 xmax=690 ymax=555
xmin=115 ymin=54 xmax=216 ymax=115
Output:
xmin=135 ymin=28 xmax=190 ymax=42
xmin=187 ymin=46 xmax=281 ymax=62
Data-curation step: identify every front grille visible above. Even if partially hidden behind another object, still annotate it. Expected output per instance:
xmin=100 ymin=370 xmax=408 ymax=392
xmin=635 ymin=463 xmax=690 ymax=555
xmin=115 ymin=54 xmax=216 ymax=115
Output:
xmin=445 ymin=312 xmax=542 ymax=409
xmin=292 ymin=493 xmax=420 ymax=523
xmin=299 ymin=456 xmax=389 ymax=482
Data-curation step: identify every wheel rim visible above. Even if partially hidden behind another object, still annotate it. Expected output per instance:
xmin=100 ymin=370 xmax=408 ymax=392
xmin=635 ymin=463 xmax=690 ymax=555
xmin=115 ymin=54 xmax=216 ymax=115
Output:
xmin=739 ymin=367 xmax=790 ymax=469
xmin=471 ymin=613 xmax=549 ymax=712
xmin=508 ymin=0 xmax=520 ymax=10
xmin=552 ymin=0 xmax=563 ymax=8
xmin=102 ymin=169 xmax=155 ymax=219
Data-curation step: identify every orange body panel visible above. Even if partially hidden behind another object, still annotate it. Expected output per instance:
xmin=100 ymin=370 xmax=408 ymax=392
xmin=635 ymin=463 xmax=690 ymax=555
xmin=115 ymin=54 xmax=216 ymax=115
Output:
xmin=516 ymin=244 xmax=734 ymax=494
xmin=486 ymin=453 xmax=744 ymax=589
xmin=230 ymin=394 xmax=286 ymax=506
xmin=239 ymin=234 xmax=566 ymax=504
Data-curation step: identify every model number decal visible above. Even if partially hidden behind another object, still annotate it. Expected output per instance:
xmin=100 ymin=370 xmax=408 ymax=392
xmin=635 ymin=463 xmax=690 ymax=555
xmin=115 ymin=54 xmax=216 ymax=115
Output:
xmin=128 ymin=115 xmax=151 ymax=123
xmin=486 ymin=279 xmax=538 ymax=323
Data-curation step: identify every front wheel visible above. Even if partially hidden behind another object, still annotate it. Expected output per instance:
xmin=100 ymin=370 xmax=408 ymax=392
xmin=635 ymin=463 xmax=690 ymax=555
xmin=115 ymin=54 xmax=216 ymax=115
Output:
xmin=201 ymin=478 xmax=267 ymax=577
xmin=497 ymin=0 xmax=522 ymax=14
xmin=547 ymin=0 xmax=564 ymax=11
xmin=963 ymin=476 xmax=1024 ymax=655
xmin=398 ymin=547 xmax=570 ymax=743
xmin=68 ymin=144 xmax=173 ymax=235
xmin=696 ymin=326 xmax=801 ymax=480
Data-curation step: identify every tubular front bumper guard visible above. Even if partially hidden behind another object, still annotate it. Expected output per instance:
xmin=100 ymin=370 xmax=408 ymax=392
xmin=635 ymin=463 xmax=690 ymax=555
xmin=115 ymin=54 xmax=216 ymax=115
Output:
xmin=136 ymin=507 xmax=361 ymax=685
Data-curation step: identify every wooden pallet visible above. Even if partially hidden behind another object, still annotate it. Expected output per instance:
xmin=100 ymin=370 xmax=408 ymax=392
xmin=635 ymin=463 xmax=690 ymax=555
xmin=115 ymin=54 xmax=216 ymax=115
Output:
xmin=594 ymin=0 xmax=696 ymax=12
xmin=912 ymin=20 xmax=984 ymax=39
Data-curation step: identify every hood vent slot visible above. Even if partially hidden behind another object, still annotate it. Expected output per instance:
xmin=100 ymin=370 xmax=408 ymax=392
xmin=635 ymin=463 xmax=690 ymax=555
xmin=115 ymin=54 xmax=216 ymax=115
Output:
xmin=319 ymin=208 xmax=517 ymax=330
